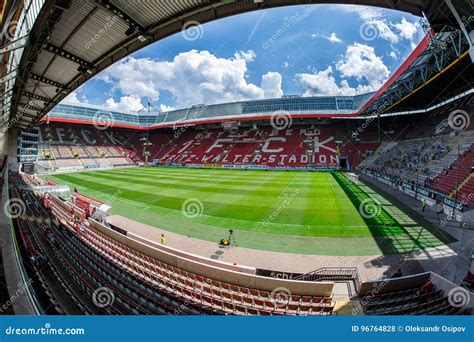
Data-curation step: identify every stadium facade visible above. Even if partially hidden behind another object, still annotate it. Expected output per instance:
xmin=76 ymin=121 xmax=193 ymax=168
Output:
xmin=44 ymin=93 xmax=375 ymax=129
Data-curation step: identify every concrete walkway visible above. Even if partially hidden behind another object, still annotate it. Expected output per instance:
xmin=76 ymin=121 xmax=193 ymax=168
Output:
xmin=108 ymin=173 xmax=473 ymax=284
xmin=0 ymin=180 xmax=38 ymax=314
xmin=360 ymin=174 xmax=473 ymax=284
xmin=108 ymin=215 xmax=425 ymax=282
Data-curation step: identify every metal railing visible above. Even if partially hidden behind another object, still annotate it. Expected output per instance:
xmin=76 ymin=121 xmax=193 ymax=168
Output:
xmin=294 ymin=267 xmax=361 ymax=297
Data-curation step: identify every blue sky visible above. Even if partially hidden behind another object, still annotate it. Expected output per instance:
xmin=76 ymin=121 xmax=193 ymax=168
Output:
xmin=65 ymin=4 xmax=425 ymax=112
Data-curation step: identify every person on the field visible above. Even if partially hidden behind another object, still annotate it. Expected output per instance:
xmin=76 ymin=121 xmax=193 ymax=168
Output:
xmin=160 ymin=234 xmax=166 ymax=245
xmin=422 ymin=199 xmax=426 ymax=212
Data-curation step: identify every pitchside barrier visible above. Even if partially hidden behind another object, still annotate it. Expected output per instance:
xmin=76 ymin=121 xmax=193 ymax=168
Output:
xmin=361 ymin=171 xmax=469 ymax=219
xmin=157 ymin=163 xmax=338 ymax=171
xmin=88 ymin=218 xmax=334 ymax=296
xmin=347 ymin=173 xmax=360 ymax=185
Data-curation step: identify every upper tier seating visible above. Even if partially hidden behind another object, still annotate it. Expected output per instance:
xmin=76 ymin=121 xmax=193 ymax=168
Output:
xmin=38 ymin=122 xmax=381 ymax=170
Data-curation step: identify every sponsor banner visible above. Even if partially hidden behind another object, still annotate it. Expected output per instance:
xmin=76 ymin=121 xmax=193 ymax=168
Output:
xmin=203 ymin=164 xmax=222 ymax=169
xmin=154 ymin=163 xmax=338 ymax=171
xmin=57 ymin=166 xmax=83 ymax=172
xmin=417 ymin=187 xmax=434 ymax=199
xmin=403 ymin=188 xmax=416 ymax=198
xmin=443 ymin=197 xmax=464 ymax=212
xmin=255 ymin=268 xmax=303 ymax=280
xmin=0 ymin=316 xmax=471 ymax=342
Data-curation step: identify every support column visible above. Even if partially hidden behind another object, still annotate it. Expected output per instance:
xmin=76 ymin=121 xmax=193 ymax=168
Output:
xmin=445 ymin=0 xmax=474 ymax=62
xmin=0 ymin=129 xmax=20 ymax=170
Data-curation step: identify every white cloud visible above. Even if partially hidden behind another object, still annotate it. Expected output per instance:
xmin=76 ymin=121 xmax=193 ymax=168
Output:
xmin=339 ymin=5 xmax=420 ymax=45
xmin=369 ymin=20 xmax=400 ymax=44
xmin=105 ymin=95 xmax=143 ymax=112
xmin=234 ymin=50 xmax=256 ymax=62
xmin=328 ymin=32 xmax=342 ymax=43
xmin=260 ymin=72 xmax=283 ymax=98
xmin=393 ymin=18 xmax=419 ymax=41
xmin=159 ymin=104 xmax=175 ymax=112
xmin=339 ymin=5 xmax=384 ymax=21
xmin=100 ymin=50 xmax=283 ymax=108
xmin=336 ymin=43 xmax=389 ymax=85
xmin=298 ymin=67 xmax=356 ymax=96
xmin=62 ymin=91 xmax=81 ymax=104
xmin=311 ymin=32 xmax=342 ymax=44
xmin=297 ymin=43 xmax=390 ymax=96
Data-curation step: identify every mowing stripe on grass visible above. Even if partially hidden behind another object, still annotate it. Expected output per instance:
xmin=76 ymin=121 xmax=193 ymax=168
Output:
xmin=43 ymin=167 xmax=454 ymax=255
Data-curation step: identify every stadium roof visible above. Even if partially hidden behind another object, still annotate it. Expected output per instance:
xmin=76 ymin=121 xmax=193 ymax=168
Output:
xmin=1 ymin=0 xmax=472 ymax=131
xmin=44 ymin=93 xmax=374 ymax=129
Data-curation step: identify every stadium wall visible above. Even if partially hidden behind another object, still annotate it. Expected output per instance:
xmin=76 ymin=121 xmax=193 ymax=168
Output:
xmin=88 ymin=219 xmax=334 ymax=296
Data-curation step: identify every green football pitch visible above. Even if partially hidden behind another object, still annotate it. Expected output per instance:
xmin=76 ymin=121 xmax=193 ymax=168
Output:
xmin=44 ymin=167 xmax=454 ymax=256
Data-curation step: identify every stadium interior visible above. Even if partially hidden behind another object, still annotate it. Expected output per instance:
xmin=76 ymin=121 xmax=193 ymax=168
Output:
xmin=0 ymin=0 xmax=473 ymax=317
